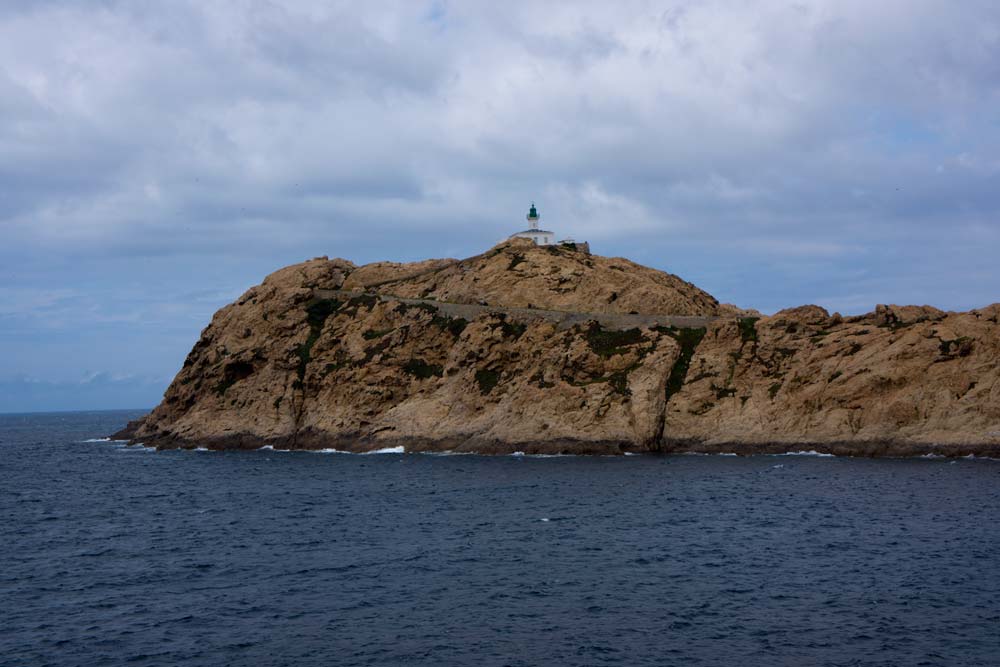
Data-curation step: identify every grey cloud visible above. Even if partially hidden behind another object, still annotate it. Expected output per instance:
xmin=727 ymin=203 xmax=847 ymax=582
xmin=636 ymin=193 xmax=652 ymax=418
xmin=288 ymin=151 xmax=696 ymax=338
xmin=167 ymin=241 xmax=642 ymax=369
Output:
xmin=2 ymin=0 xmax=1000 ymax=409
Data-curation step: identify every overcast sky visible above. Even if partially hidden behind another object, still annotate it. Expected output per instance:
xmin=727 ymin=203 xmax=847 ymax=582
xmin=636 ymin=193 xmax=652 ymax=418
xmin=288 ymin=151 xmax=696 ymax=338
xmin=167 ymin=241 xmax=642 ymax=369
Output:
xmin=2 ymin=0 xmax=999 ymax=412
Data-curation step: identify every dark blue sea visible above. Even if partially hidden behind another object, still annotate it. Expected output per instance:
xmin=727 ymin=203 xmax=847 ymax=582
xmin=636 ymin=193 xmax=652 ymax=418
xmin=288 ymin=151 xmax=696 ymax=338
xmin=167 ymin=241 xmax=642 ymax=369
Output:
xmin=2 ymin=410 xmax=999 ymax=667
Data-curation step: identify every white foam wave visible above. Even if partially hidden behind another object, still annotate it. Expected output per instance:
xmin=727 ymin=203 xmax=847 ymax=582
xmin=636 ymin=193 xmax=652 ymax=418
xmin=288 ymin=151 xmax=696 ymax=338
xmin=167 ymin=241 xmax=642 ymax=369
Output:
xmin=780 ymin=450 xmax=835 ymax=457
xmin=920 ymin=453 xmax=946 ymax=459
xmin=81 ymin=437 xmax=111 ymax=442
xmin=509 ymin=451 xmax=576 ymax=458
xmin=117 ymin=443 xmax=155 ymax=452
xmin=259 ymin=445 xmax=404 ymax=455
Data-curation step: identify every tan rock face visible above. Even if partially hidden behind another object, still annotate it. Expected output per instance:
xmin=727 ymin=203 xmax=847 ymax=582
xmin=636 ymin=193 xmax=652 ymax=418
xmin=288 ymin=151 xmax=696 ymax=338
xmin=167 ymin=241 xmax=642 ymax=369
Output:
xmin=341 ymin=258 xmax=458 ymax=290
xmin=664 ymin=305 xmax=1000 ymax=454
xmin=120 ymin=246 xmax=1000 ymax=457
xmin=367 ymin=239 xmax=734 ymax=316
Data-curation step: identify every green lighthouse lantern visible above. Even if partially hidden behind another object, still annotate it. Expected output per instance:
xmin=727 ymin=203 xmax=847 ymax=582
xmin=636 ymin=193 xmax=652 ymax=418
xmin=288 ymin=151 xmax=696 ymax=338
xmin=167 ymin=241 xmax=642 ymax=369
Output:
xmin=527 ymin=202 xmax=539 ymax=229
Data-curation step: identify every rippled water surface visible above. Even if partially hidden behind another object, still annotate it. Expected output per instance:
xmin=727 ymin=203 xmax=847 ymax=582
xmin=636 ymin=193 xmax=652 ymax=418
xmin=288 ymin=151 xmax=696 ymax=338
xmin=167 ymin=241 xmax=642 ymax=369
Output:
xmin=3 ymin=410 xmax=1000 ymax=666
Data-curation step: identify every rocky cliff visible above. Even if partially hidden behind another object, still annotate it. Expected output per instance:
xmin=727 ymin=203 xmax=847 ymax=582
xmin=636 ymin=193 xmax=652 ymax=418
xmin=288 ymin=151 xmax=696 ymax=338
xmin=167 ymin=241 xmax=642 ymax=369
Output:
xmin=117 ymin=239 xmax=1000 ymax=457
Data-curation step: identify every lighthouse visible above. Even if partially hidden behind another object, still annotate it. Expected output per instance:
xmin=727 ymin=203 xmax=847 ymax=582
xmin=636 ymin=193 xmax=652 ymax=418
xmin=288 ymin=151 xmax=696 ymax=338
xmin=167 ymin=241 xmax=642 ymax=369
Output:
xmin=509 ymin=202 xmax=555 ymax=246
xmin=527 ymin=202 xmax=540 ymax=229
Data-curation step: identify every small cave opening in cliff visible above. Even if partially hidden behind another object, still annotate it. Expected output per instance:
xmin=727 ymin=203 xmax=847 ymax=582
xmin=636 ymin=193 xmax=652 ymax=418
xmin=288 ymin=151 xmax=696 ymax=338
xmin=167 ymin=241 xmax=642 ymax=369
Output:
xmin=215 ymin=360 xmax=255 ymax=396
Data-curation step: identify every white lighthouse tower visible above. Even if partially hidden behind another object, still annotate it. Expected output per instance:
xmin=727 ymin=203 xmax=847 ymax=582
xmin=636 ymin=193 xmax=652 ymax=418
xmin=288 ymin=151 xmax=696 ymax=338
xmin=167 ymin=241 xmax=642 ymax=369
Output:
xmin=509 ymin=202 xmax=554 ymax=246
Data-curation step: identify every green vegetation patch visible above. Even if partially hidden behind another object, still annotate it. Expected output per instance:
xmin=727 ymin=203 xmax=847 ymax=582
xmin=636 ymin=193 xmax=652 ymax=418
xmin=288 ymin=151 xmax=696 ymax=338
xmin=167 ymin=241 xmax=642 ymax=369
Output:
xmin=362 ymin=328 xmax=394 ymax=340
xmin=713 ymin=383 xmax=736 ymax=399
xmin=306 ymin=298 xmax=342 ymax=327
xmin=294 ymin=342 xmax=314 ymax=383
xmin=738 ymin=317 xmax=759 ymax=343
xmin=504 ymin=320 xmax=527 ymax=339
xmin=342 ymin=294 xmax=379 ymax=315
xmin=403 ymin=358 xmax=443 ymax=379
xmin=491 ymin=317 xmax=527 ymax=340
xmin=443 ymin=317 xmax=468 ymax=336
xmin=357 ymin=337 xmax=393 ymax=366
xmin=586 ymin=323 xmax=644 ymax=357
xmin=878 ymin=318 xmax=921 ymax=332
xmin=391 ymin=302 xmax=467 ymax=336
xmin=431 ymin=314 xmax=468 ymax=336
xmin=939 ymin=337 xmax=974 ymax=357
xmin=395 ymin=301 xmax=437 ymax=316
xmin=294 ymin=297 xmax=342 ymax=384
xmin=689 ymin=370 xmax=718 ymax=383
xmin=844 ymin=342 xmax=863 ymax=356
xmin=607 ymin=371 xmax=630 ymax=395
xmin=562 ymin=370 xmax=633 ymax=396
xmin=475 ymin=369 xmax=500 ymax=394
xmin=656 ymin=326 xmax=708 ymax=403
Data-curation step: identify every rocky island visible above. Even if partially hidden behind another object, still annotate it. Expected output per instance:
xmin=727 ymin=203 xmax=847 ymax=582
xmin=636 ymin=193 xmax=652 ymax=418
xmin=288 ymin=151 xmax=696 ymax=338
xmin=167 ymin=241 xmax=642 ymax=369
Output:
xmin=116 ymin=239 xmax=1000 ymax=457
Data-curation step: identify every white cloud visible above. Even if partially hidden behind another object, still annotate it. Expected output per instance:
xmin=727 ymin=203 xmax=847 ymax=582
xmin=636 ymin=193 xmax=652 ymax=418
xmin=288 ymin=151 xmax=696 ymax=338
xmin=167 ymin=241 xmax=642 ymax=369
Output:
xmin=1 ymin=0 xmax=1000 ymax=402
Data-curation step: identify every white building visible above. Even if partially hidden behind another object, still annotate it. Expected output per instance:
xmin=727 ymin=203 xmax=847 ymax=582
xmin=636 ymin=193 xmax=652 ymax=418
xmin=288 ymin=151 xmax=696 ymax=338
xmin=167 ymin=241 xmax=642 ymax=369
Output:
xmin=507 ymin=203 xmax=590 ymax=252
xmin=509 ymin=203 xmax=554 ymax=245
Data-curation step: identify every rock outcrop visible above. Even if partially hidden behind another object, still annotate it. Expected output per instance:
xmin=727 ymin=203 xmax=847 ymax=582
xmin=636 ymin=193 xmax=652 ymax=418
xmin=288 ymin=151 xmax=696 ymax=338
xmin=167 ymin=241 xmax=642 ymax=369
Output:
xmin=361 ymin=238 xmax=744 ymax=317
xmin=116 ymin=240 xmax=1000 ymax=457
